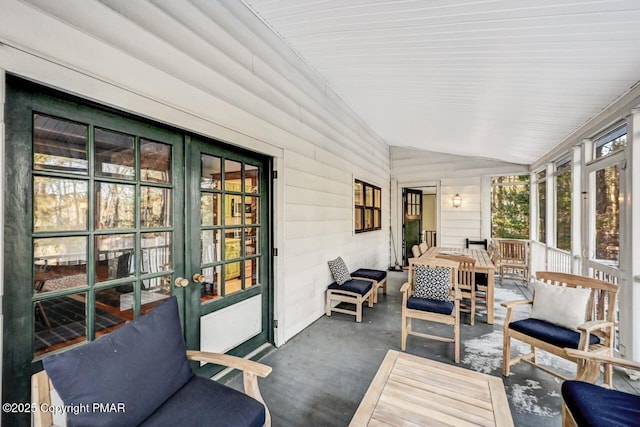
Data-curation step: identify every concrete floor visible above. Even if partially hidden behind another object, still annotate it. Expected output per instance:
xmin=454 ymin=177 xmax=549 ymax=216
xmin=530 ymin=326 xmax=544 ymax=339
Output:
xmin=228 ymin=270 xmax=639 ymax=426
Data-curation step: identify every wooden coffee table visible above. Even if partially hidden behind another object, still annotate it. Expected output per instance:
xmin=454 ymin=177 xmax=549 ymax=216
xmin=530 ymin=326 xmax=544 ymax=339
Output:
xmin=350 ymin=350 xmax=514 ymax=426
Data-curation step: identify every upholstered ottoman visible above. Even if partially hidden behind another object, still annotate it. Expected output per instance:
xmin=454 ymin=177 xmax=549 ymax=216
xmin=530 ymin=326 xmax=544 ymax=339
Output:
xmin=351 ymin=268 xmax=387 ymax=303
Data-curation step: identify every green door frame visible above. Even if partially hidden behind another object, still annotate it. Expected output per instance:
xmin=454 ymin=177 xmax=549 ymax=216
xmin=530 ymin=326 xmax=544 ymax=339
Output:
xmin=2 ymin=76 xmax=273 ymax=425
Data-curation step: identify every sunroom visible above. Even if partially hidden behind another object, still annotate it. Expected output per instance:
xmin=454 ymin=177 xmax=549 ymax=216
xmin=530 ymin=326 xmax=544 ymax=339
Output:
xmin=1 ymin=1 xmax=640 ymax=426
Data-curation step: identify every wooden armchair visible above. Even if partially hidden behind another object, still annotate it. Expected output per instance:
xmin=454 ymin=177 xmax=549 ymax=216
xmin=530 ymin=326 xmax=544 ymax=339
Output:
xmin=401 ymin=258 xmax=461 ymax=362
xmin=561 ymin=349 xmax=640 ymax=427
xmin=436 ymin=254 xmax=478 ymax=325
xmin=32 ymin=297 xmax=272 ymax=427
xmin=497 ymin=239 xmax=529 ymax=283
xmin=502 ymin=272 xmax=619 ymax=385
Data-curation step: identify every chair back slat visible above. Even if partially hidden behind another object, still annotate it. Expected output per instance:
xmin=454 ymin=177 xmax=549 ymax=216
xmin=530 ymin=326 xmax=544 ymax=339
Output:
xmin=435 ymin=254 xmax=475 ymax=290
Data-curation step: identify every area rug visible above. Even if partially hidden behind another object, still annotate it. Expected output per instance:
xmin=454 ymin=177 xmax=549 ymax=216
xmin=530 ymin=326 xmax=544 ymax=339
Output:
xmin=461 ymin=285 xmax=574 ymax=417
xmin=34 ymin=296 xmax=126 ymax=352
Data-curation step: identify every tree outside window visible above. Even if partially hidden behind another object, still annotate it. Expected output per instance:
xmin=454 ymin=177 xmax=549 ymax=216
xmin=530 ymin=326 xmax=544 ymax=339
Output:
xmin=491 ymin=175 xmax=530 ymax=239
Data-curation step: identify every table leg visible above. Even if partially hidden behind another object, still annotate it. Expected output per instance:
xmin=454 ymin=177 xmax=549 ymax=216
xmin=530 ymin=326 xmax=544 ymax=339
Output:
xmin=487 ymin=270 xmax=495 ymax=324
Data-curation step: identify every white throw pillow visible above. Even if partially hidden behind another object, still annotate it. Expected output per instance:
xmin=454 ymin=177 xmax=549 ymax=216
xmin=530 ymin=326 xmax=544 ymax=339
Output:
xmin=530 ymin=280 xmax=591 ymax=331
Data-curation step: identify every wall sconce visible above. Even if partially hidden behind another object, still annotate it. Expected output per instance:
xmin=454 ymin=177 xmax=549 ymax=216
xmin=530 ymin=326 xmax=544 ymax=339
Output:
xmin=453 ymin=193 xmax=462 ymax=208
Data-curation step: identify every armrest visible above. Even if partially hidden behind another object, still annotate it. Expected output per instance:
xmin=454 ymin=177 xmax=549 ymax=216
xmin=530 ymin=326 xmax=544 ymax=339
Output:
xmin=400 ymin=282 xmax=410 ymax=294
xmin=565 ymin=349 xmax=640 ymax=372
xmin=577 ymin=320 xmax=615 ymax=334
xmin=186 ymin=350 xmax=272 ymax=378
xmin=501 ymin=299 xmax=532 ymax=309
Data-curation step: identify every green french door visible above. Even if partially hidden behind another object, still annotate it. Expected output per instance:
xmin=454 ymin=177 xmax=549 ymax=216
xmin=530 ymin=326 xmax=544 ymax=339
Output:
xmin=183 ymin=138 xmax=271 ymax=376
xmin=2 ymin=77 xmax=272 ymax=425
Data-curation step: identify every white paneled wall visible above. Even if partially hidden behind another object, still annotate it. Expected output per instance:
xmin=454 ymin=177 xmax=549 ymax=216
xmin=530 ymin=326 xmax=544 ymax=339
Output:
xmin=390 ymin=147 xmax=527 ymax=255
xmin=0 ymin=0 xmax=390 ymax=345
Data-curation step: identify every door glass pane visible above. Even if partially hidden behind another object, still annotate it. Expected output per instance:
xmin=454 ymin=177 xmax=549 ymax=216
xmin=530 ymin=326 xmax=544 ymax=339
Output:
xmin=34 ymin=237 xmax=87 ymax=294
xmin=201 ymin=193 xmax=221 ymax=226
xmin=34 ymin=293 xmax=87 ymax=356
xmin=141 ymin=232 xmax=172 ymax=275
xmin=201 ymin=155 xmax=221 ymax=190
xmin=140 ymin=275 xmax=171 ymax=313
xmin=96 ymin=182 xmax=135 ymax=229
xmin=95 ymin=284 xmax=134 ymax=325
xmin=95 ymin=234 xmax=134 ymax=283
xmin=244 ymin=259 xmax=258 ymax=288
xmin=141 ymin=186 xmax=171 ymax=228
xmin=201 ymin=230 xmax=222 ymax=264
xmin=201 ymin=266 xmax=221 ymax=302
xmin=34 ymin=114 xmax=88 ymax=174
xmin=225 ymin=261 xmax=242 ymax=295
xmin=245 ymin=228 xmax=259 ymax=256
xmin=594 ymin=165 xmax=620 ymax=265
xmin=246 ymin=164 xmax=259 ymax=194
xmin=225 ymin=160 xmax=242 ymax=192
xmin=245 ymin=196 xmax=258 ymax=225
xmin=226 ymin=195 xmax=243 ymax=226
xmin=141 ymin=139 xmax=171 ymax=183
xmin=225 ymin=228 xmax=242 ymax=260
xmin=34 ymin=177 xmax=88 ymax=232
xmin=95 ymin=128 xmax=135 ymax=179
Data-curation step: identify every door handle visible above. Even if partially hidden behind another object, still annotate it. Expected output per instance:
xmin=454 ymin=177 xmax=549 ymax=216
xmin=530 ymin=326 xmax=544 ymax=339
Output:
xmin=174 ymin=277 xmax=190 ymax=288
xmin=192 ymin=273 xmax=206 ymax=283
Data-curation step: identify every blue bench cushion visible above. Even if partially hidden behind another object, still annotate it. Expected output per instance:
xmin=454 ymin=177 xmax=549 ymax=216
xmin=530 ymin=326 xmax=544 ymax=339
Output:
xmin=328 ymin=278 xmax=373 ymax=296
xmin=351 ymin=268 xmax=387 ymax=282
xmin=43 ymin=296 xmax=193 ymax=426
xmin=141 ymin=375 xmax=265 ymax=427
xmin=562 ymin=380 xmax=640 ymax=427
xmin=509 ymin=318 xmax=600 ymax=349
xmin=407 ymin=296 xmax=454 ymax=315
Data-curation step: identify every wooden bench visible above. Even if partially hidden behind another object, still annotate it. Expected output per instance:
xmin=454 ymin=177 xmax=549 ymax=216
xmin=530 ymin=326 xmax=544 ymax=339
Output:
xmin=503 ymin=271 xmax=619 ymax=385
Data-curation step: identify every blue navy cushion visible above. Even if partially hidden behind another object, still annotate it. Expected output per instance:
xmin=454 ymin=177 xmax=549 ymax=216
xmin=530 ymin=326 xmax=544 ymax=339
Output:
xmin=351 ymin=268 xmax=386 ymax=282
xmin=407 ymin=296 xmax=454 ymax=315
xmin=413 ymin=264 xmax=451 ymax=302
xmin=509 ymin=318 xmax=600 ymax=349
xmin=562 ymin=380 xmax=640 ymax=427
xmin=140 ymin=375 xmax=265 ymax=427
xmin=43 ymin=296 xmax=193 ymax=427
xmin=328 ymin=278 xmax=372 ymax=296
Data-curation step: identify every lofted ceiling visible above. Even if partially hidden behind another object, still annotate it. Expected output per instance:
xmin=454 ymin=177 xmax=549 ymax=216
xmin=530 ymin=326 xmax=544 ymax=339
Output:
xmin=242 ymin=0 xmax=640 ymax=164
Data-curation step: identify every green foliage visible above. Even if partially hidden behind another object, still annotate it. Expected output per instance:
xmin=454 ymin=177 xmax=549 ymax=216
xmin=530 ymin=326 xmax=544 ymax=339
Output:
xmin=491 ymin=177 xmax=530 ymax=239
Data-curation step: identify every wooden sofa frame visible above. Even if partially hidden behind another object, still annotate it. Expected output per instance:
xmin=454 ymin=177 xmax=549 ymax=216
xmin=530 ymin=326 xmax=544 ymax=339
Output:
xmin=503 ymin=271 xmax=619 ymax=385
xmin=561 ymin=349 xmax=640 ymax=427
xmin=32 ymin=350 xmax=272 ymax=427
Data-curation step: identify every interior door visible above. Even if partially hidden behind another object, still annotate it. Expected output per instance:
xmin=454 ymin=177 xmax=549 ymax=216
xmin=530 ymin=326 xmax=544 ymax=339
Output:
xmin=403 ymin=188 xmax=423 ymax=265
xmin=182 ymin=137 xmax=272 ymax=376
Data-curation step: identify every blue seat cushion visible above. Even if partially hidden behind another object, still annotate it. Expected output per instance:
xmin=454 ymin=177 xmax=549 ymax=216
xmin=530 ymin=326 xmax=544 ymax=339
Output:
xmin=140 ymin=375 xmax=265 ymax=427
xmin=351 ymin=268 xmax=387 ymax=282
xmin=509 ymin=318 xmax=600 ymax=349
xmin=328 ymin=278 xmax=373 ymax=296
xmin=407 ymin=296 xmax=454 ymax=315
xmin=43 ymin=296 xmax=193 ymax=427
xmin=562 ymin=380 xmax=640 ymax=427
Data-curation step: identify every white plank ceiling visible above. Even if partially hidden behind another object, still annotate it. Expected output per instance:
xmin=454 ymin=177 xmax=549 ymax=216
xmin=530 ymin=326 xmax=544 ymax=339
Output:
xmin=242 ymin=0 xmax=640 ymax=164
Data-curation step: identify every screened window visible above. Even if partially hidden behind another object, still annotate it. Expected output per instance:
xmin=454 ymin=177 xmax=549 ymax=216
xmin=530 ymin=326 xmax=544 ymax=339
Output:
xmin=355 ymin=180 xmax=381 ymax=233
xmin=594 ymin=125 xmax=627 ymax=159
xmin=537 ymin=170 xmax=547 ymax=243
xmin=491 ymin=175 xmax=530 ymax=239
xmin=555 ymin=160 xmax=571 ymax=251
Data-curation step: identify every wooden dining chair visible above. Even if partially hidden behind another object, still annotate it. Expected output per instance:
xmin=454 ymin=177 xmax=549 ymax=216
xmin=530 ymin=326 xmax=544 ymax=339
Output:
xmin=411 ymin=245 xmax=421 ymax=258
xmin=436 ymin=254 xmax=478 ymax=325
xmin=418 ymin=242 xmax=428 ymax=254
xmin=497 ymin=239 xmax=529 ymax=283
xmin=400 ymin=258 xmax=461 ymax=362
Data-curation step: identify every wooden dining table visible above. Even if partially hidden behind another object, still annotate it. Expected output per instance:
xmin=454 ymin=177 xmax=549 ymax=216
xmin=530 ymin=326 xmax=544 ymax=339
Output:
xmin=420 ymin=246 xmax=497 ymax=324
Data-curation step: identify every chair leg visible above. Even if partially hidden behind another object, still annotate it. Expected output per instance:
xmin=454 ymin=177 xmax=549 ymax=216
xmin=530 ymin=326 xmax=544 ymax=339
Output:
xmin=356 ymin=300 xmax=362 ymax=323
xmin=531 ymin=346 xmax=537 ymax=364
xmin=454 ymin=316 xmax=460 ymax=363
xmin=325 ymin=291 xmax=332 ymax=317
xmin=368 ymin=293 xmax=374 ymax=308
xmin=373 ymin=284 xmax=379 ymax=304
xmin=503 ymin=331 xmax=511 ymax=376
xmin=470 ymin=296 xmax=475 ymax=326
xmin=401 ymin=317 xmax=410 ymax=351
xmin=604 ymin=363 xmax=613 ymax=387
